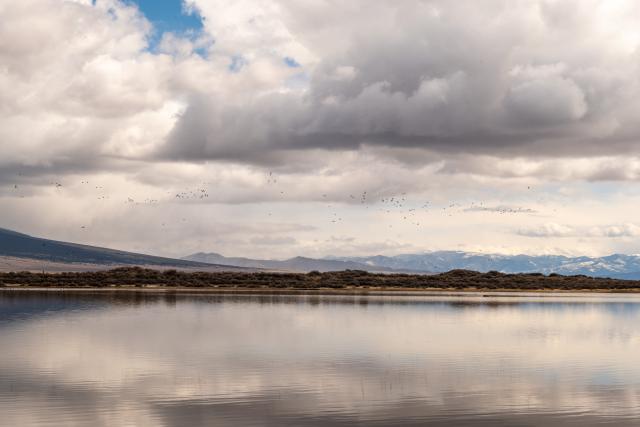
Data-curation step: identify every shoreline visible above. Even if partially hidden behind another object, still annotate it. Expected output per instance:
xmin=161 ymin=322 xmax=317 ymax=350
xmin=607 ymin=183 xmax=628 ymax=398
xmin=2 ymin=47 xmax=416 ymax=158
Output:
xmin=3 ymin=286 xmax=640 ymax=295
xmin=4 ymin=267 xmax=640 ymax=295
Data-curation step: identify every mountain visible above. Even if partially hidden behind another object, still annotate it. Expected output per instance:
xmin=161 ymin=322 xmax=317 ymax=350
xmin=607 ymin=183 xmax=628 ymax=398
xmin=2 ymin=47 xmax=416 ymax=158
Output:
xmin=186 ymin=250 xmax=640 ymax=278
xmin=0 ymin=227 xmax=245 ymax=272
xmin=182 ymin=252 xmax=401 ymax=273
xmin=8 ymin=225 xmax=640 ymax=278
xmin=329 ymin=251 xmax=640 ymax=279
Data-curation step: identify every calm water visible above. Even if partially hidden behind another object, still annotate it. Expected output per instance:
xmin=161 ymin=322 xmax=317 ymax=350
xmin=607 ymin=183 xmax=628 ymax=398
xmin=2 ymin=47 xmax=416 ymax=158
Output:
xmin=2 ymin=291 xmax=640 ymax=426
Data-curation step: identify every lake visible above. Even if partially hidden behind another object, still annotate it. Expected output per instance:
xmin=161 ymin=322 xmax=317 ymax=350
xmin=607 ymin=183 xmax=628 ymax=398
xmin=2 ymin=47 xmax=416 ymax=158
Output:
xmin=1 ymin=290 xmax=640 ymax=426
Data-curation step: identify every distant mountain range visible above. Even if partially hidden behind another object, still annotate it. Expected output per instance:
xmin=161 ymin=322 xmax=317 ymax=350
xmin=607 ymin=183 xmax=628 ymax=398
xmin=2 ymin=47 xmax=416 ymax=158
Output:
xmin=0 ymin=227 xmax=246 ymax=272
xmin=182 ymin=252 xmax=400 ymax=273
xmin=329 ymin=252 xmax=640 ymax=279
xmin=185 ymin=250 xmax=640 ymax=279
xmin=4 ymin=226 xmax=640 ymax=279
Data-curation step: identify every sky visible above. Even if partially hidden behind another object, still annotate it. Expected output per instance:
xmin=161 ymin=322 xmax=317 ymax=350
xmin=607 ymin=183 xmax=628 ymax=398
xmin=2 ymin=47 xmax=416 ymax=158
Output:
xmin=2 ymin=0 xmax=640 ymax=259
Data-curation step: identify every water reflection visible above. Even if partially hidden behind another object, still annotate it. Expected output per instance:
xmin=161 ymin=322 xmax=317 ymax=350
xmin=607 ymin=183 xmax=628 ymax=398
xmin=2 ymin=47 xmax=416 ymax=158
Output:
xmin=1 ymin=291 xmax=640 ymax=426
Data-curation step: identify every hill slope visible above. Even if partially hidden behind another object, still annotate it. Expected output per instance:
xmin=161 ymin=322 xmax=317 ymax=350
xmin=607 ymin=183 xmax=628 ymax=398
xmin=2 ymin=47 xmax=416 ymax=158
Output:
xmin=0 ymin=227 xmax=230 ymax=270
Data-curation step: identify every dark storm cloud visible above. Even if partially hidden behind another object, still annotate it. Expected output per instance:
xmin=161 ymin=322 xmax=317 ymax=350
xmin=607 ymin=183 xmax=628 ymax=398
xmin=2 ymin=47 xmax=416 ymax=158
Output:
xmin=0 ymin=157 xmax=123 ymax=185
xmin=159 ymin=0 xmax=640 ymax=166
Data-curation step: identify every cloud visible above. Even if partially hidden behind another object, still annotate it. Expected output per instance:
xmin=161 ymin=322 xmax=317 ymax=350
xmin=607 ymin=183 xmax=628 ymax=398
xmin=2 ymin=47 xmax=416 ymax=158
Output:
xmin=249 ymin=235 xmax=297 ymax=246
xmin=504 ymin=75 xmax=587 ymax=127
xmin=3 ymin=0 xmax=640 ymax=178
xmin=0 ymin=0 xmax=176 ymax=177
xmin=3 ymin=0 xmax=640 ymax=258
xmin=157 ymin=0 xmax=640 ymax=166
xmin=517 ymin=223 xmax=578 ymax=238
xmin=589 ymin=224 xmax=640 ymax=238
xmin=518 ymin=223 xmax=640 ymax=238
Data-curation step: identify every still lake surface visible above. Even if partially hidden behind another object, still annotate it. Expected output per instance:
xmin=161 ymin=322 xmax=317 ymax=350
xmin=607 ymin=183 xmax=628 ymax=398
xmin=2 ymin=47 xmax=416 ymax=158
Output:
xmin=1 ymin=290 xmax=640 ymax=426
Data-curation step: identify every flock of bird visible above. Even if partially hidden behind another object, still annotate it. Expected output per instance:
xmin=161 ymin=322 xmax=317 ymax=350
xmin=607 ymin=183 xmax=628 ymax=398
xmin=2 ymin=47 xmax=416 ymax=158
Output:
xmin=6 ymin=172 xmax=541 ymax=231
xmin=260 ymin=172 xmax=540 ymax=229
xmin=174 ymin=188 xmax=209 ymax=200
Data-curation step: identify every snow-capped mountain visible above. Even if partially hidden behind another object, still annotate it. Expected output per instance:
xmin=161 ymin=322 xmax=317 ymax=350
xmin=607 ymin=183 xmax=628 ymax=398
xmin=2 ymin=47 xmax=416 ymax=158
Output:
xmin=328 ymin=252 xmax=640 ymax=279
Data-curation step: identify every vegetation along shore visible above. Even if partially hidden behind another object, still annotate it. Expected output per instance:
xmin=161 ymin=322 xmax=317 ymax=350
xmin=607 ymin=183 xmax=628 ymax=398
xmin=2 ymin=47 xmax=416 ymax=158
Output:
xmin=2 ymin=267 xmax=640 ymax=292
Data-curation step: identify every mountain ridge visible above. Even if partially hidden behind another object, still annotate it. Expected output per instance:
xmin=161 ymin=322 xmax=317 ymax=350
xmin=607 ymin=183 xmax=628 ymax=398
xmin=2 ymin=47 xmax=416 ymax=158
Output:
xmin=183 ymin=252 xmax=404 ymax=273
xmin=329 ymin=251 xmax=640 ymax=279
xmin=4 ymin=226 xmax=640 ymax=278
xmin=185 ymin=250 xmax=640 ymax=279
xmin=0 ymin=227 xmax=246 ymax=271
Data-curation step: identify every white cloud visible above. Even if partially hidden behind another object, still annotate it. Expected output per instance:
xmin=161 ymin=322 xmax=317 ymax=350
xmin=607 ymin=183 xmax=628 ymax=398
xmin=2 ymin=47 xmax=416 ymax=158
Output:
xmin=518 ymin=223 xmax=640 ymax=239
xmin=3 ymin=0 xmax=640 ymax=258
xmin=162 ymin=0 xmax=640 ymax=164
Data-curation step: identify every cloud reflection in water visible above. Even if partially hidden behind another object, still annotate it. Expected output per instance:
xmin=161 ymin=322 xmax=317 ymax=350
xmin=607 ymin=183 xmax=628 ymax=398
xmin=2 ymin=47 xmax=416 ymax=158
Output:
xmin=1 ymin=292 xmax=640 ymax=426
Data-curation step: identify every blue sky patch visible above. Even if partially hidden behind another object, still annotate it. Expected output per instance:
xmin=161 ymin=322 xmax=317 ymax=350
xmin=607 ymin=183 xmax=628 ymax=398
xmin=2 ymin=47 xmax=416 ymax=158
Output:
xmin=229 ymin=55 xmax=248 ymax=73
xmin=124 ymin=0 xmax=204 ymax=51
xmin=284 ymin=57 xmax=301 ymax=68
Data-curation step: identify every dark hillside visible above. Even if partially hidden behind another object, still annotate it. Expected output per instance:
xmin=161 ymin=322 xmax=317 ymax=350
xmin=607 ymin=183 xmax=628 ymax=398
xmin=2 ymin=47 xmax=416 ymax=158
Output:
xmin=0 ymin=228 xmax=212 ymax=268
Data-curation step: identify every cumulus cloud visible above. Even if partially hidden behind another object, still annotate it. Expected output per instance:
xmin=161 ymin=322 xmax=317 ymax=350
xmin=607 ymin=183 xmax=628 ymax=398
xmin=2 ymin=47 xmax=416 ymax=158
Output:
xmin=160 ymin=0 xmax=640 ymax=165
xmin=3 ymin=0 xmax=640 ymax=257
xmin=3 ymin=0 xmax=640 ymax=177
xmin=0 ymin=0 xmax=175 ymax=178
